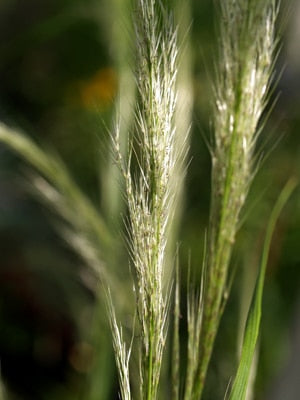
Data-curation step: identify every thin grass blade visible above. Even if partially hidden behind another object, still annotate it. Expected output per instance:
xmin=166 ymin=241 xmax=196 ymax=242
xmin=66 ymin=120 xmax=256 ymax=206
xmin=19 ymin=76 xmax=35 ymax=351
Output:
xmin=172 ymin=253 xmax=180 ymax=400
xmin=228 ymin=178 xmax=297 ymax=400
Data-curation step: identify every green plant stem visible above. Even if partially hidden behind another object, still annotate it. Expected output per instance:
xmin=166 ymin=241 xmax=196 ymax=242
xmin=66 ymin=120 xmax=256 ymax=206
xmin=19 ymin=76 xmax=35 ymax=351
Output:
xmin=172 ymin=258 xmax=180 ymax=400
xmin=116 ymin=1 xmax=180 ymax=398
xmin=192 ymin=1 xmax=279 ymax=397
xmin=194 ymin=105 xmax=242 ymax=399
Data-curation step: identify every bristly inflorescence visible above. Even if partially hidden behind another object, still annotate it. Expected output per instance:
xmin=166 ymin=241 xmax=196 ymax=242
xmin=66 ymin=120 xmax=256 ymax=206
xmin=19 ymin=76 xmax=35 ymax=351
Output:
xmin=194 ymin=1 xmax=280 ymax=399
xmin=213 ymin=0 xmax=278 ymax=219
xmin=209 ymin=0 xmax=279 ymax=275
xmin=112 ymin=0 xmax=181 ymax=399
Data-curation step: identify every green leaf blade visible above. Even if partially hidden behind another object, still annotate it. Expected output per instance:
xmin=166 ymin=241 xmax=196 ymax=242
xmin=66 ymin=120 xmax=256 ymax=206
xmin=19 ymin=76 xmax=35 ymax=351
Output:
xmin=228 ymin=179 xmax=297 ymax=400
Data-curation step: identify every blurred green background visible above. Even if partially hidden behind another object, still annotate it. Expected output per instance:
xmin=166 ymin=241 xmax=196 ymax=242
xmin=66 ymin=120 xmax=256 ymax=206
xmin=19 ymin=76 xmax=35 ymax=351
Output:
xmin=0 ymin=0 xmax=300 ymax=399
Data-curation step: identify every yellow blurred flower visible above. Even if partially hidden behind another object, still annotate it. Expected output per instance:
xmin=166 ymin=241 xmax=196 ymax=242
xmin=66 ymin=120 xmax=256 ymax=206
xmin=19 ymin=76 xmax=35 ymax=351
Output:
xmin=69 ymin=67 xmax=118 ymax=110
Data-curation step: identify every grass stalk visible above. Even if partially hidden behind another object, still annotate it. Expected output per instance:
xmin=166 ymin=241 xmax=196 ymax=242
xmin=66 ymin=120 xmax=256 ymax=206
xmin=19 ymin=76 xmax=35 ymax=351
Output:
xmin=184 ymin=286 xmax=203 ymax=400
xmin=172 ymin=255 xmax=180 ymax=400
xmin=193 ymin=1 xmax=280 ymax=398
xmin=107 ymin=291 xmax=132 ymax=400
xmin=112 ymin=0 xmax=183 ymax=398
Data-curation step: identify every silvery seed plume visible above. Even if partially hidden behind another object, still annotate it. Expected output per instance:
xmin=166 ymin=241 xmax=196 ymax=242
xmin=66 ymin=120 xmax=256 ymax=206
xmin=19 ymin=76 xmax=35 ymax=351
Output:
xmin=111 ymin=0 xmax=186 ymax=398
xmin=193 ymin=1 xmax=280 ymax=398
